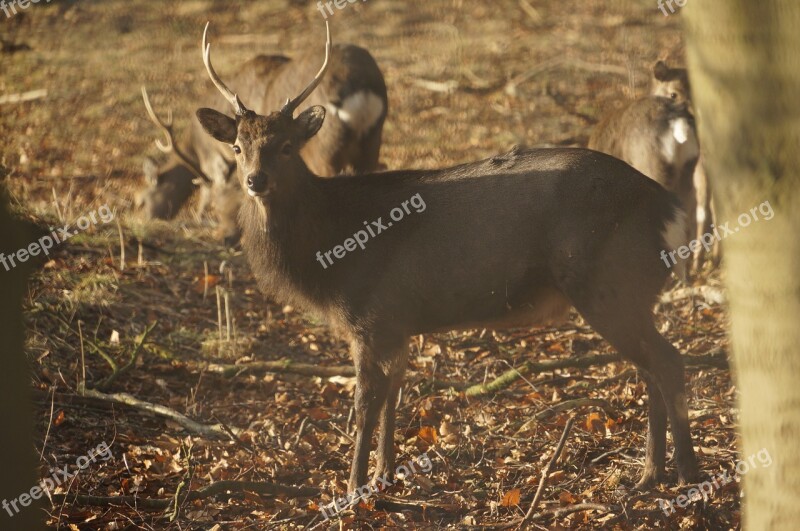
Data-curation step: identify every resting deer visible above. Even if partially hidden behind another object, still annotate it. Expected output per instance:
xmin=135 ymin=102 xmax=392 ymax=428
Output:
xmin=139 ymin=41 xmax=387 ymax=245
xmin=195 ymin=22 xmax=699 ymax=494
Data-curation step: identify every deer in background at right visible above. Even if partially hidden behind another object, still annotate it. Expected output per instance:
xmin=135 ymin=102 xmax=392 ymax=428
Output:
xmin=651 ymin=61 xmax=719 ymax=271
xmin=589 ymin=61 xmax=718 ymax=275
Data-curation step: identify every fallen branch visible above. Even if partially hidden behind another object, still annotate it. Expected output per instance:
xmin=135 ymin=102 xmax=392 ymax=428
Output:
xmin=523 ymin=502 xmax=621 ymax=524
xmin=519 ymin=417 xmax=575 ymax=528
xmin=206 ymin=359 xmax=355 ymax=379
xmin=514 ymin=398 xmax=619 ymax=435
xmin=51 ymin=480 xmax=319 ymax=510
xmin=0 ymin=88 xmax=47 ymax=105
xmin=80 ymin=388 xmax=238 ymax=439
xmin=660 ymin=285 xmax=726 ymax=305
xmin=462 ymin=350 xmax=727 ymax=397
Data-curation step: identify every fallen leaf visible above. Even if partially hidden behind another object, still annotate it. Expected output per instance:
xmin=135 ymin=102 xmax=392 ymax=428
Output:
xmin=500 ymin=488 xmax=521 ymax=507
xmin=194 ymin=274 xmax=220 ymax=293
xmin=417 ymin=426 xmax=438 ymax=445
xmin=559 ymin=490 xmax=577 ymax=505
xmin=585 ymin=412 xmax=605 ymax=433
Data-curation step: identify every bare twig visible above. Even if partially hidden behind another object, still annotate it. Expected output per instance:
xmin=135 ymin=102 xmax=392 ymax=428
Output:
xmin=80 ymin=388 xmax=238 ymax=439
xmin=659 ymin=285 xmax=726 ymax=305
xmin=519 ymin=417 xmax=575 ymax=528
xmin=514 ymin=398 xmax=619 ymax=435
xmin=205 ymin=359 xmax=355 ymax=379
xmin=526 ymin=502 xmax=620 ymax=523
xmin=0 ymin=88 xmax=47 ymax=105
xmin=51 ymin=480 xmax=319 ymax=510
xmin=462 ymin=350 xmax=728 ymax=397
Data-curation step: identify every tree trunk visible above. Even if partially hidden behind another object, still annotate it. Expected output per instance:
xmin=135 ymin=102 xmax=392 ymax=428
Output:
xmin=684 ymin=3 xmax=800 ymax=529
xmin=0 ymin=188 xmax=44 ymax=530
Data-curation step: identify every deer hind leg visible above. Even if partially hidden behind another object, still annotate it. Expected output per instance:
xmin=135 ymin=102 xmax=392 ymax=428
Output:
xmin=642 ymin=330 xmax=699 ymax=484
xmin=570 ymin=296 xmax=698 ymax=486
xmin=561 ymin=252 xmax=697 ymax=486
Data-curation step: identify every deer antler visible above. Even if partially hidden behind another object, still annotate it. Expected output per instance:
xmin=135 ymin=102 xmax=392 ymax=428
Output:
xmin=280 ymin=20 xmax=332 ymax=116
xmin=141 ymin=86 xmax=213 ymax=185
xmin=202 ymin=22 xmax=248 ymax=115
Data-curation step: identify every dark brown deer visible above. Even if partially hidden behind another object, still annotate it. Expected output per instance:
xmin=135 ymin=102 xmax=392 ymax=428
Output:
xmin=195 ymin=22 xmax=699 ymax=495
xmin=139 ymin=40 xmax=387 ymax=246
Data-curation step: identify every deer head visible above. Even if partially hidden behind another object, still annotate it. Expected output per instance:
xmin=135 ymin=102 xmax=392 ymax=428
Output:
xmin=651 ymin=60 xmax=691 ymax=105
xmin=195 ymin=22 xmax=331 ymax=199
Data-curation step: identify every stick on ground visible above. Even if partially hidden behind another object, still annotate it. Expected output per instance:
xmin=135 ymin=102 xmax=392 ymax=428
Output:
xmin=519 ymin=416 xmax=575 ymax=528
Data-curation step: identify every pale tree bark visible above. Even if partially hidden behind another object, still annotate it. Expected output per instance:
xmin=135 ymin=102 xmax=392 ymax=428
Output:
xmin=683 ymin=3 xmax=800 ymax=529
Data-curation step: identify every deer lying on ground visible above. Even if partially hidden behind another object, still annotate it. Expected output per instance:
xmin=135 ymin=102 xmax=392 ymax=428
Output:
xmin=195 ymin=22 xmax=699 ymax=494
xmin=651 ymin=60 xmax=718 ymax=270
xmin=139 ymin=42 xmax=387 ymax=246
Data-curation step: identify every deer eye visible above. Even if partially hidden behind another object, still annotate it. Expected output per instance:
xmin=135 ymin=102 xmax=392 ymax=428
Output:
xmin=232 ymin=145 xmax=241 ymax=155
xmin=670 ymin=92 xmax=678 ymax=99
xmin=280 ymin=141 xmax=292 ymax=156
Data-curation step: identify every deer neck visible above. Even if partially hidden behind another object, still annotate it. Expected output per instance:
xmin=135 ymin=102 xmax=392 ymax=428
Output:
xmin=239 ymin=165 xmax=333 ymax=313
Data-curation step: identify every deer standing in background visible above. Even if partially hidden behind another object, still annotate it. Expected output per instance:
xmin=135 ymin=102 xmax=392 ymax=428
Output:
xmin=195 ymin=22 xmax=699 ymax=495
xmin=589 ymin=62 xmax=701 ymax=271
xmin=651 ymin=60 xmax=718 ymax=270
xmin=139 ymin=42 xmax=387 ymax=246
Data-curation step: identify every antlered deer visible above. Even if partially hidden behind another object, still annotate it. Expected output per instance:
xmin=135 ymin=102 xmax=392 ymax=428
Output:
xmin=139 ymin=41 xmax=387 ymax=245
xmin=195 ymin=22 xmax=699 ymax=493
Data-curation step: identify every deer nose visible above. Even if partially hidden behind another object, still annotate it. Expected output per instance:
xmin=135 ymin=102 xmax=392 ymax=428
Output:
xmin=246 ymin=173 xmax=268 ymax=196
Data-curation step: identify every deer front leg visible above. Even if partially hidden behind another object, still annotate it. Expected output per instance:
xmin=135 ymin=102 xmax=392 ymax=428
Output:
xmin=348 ymin=345 xmax=391 ymax=492
xmin=373 ymin=346 xmax=408 ymax=486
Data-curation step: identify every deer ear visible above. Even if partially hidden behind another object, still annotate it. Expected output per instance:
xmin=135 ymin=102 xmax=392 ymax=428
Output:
xmin=653 ymin=60 xmax=669 ymax=81
xmin=196 ymin=108 xmax=238 ymax=144
xmin=143 ymin=157 xmax=159 ymax=186
xmin=293 ymin=105 xmax=326 ymax=143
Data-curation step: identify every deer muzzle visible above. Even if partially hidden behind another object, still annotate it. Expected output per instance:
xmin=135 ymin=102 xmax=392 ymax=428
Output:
xmin=246 ymin=172 xmax=269 ymax=197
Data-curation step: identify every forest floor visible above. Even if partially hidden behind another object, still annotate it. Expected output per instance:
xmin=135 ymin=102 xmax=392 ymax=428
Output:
xmin=2 ymin=0 xmax=741 ymax=529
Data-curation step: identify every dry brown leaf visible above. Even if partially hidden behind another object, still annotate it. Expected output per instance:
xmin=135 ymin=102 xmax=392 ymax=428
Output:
xmin=193 ymin=274 xmax=220 ymax=293
xmin=585 ymin=412 xmax=605 ymax=433
xmin=559 ymin=490 xmax=577 ymax=505
xmin=308 ymin=407 xmax=330 ymax=420
xmin=500 ymin=488 xmax=521 ymax=507
xmin=417 ymin=426 xmax=438 ymax=444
